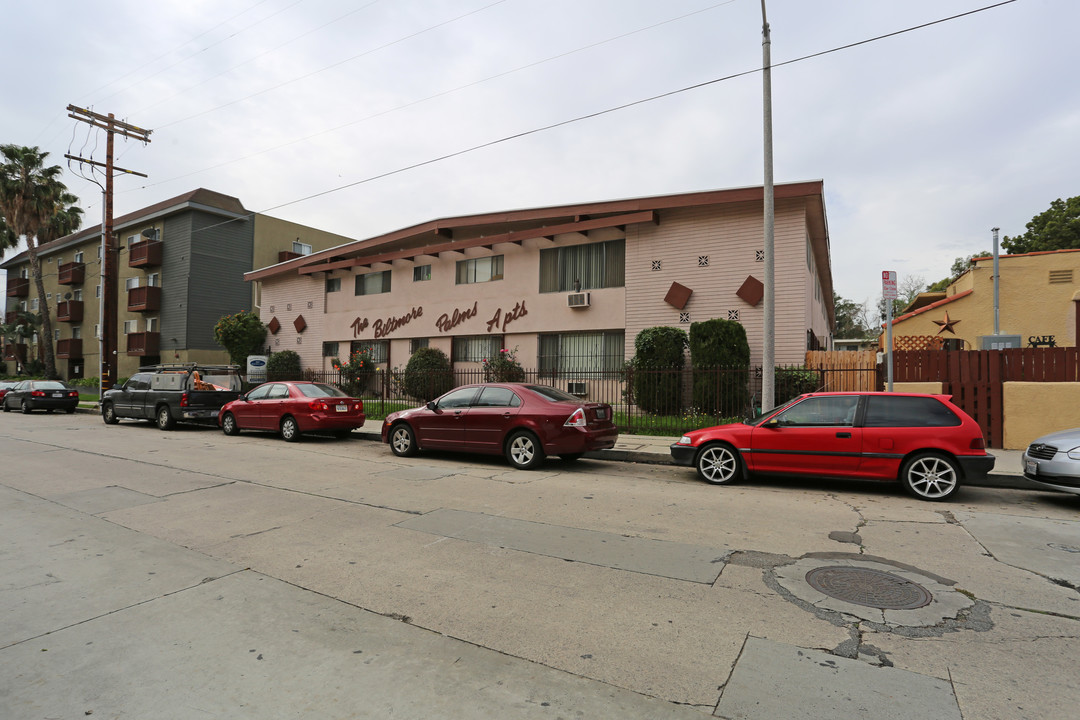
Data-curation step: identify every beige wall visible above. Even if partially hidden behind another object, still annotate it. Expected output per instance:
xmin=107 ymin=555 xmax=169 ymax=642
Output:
xmin=1003 ymin=381 xmax=1080 ymax=449
xmin=893 ymin=382 xmax=944 ymax=394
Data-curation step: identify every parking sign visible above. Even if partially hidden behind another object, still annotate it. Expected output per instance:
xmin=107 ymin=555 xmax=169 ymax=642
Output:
xmin=882 ymin=270 xmax=897 ymax=300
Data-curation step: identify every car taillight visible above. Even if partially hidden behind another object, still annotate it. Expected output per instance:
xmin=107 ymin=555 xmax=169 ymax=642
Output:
xmin=355 ymin=401 xmax=363 ymax=411
xmin=565 ymin=408 xmax=587 ymax=427
xmin=68 ymin=391 xmax=79 ymax=397
xmin=180 ymin=392 xmax=189 ymax=408
xmin=970 ymin=437 xmax=986 ymax=450
xmin=309 ymin=401 xmax=330 ymax=411
xmin=31 ymin=390 xmax=45 ymax=397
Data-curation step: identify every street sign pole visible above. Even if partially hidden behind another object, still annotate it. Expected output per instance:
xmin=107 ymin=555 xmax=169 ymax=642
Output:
xmin=882 ymin=271 xmax=897 ymax=391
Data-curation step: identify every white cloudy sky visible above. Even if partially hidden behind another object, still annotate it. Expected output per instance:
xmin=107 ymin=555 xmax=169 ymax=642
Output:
xmin=2 ymin=0 xmax=1075 ymax=308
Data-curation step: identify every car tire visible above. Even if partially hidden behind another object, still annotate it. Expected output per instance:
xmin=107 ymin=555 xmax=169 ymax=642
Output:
xmin=21 ymin=400 xmax=31 ymax=414
xmin=559 ymin=453 xmax=583 ymax=462
xmin=506 ymin=430 xmax=544 ymax=470
xmin=900 ymin=452 xmax=960 ymax=501
xmin=102 ymin=402 xmax=119 ymax=425
xmin=280 ymin=415 xmax=301 ymax=442
xmin=221 ymin=412 xmax=240 ymax=436
xmin=156 ymin=405 xmax=176 ymax=431
xmin=1 ymin=399 xmax=9 ymax=413
xmin=695 ymin=443 xmax=741 ymax=485
xmin=66 ymin=407 xmax=76 ymax=414
xmin=46 ymin=408 xmax=54 ymax=414
xmin=389 ymin=423 xmax=417 ymax=457
xmin=332 ymin=430 xmax=352 ymax=439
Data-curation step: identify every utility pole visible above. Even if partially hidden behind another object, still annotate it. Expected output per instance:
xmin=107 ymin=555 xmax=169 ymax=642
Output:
xmin=760 ymin=0 xmax=776 ymax=413
xmin=65 ymin=105 xmax=151 ymax=393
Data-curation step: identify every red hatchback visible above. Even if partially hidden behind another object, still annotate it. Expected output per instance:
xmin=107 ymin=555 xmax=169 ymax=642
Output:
xmin=219 ymin=381 xmax=365 ymax=441
xmin=381 ymin=383 xmax=619 ymax=469
xmin=670 ymin=392 xmax=995 ymax=501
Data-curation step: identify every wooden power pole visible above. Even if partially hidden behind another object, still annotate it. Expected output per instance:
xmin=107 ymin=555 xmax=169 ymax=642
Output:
xmin=65 ymin=105 xmax=152 ymax=391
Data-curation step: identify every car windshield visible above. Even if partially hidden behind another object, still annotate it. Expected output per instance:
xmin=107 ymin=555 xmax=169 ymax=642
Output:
xmin=296 ymin=383 xmax=348 ymax=398
xmin=743 ymin=395 xmax=806 ymax=426
xmin=525 ymin=385 xmax=580 ymax=403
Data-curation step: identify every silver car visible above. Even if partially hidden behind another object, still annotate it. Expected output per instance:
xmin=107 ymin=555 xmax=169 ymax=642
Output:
xmin=1022 ymin=428 xmax=1080 ymax=494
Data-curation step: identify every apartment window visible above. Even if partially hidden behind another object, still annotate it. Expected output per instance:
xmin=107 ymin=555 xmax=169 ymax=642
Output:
xmin=456 ymin=255 xmax=503 ymax=285
xmin=31 ymin=298 xmax=39 ymax=311
xmin=410 ymin=337 xmax=429 ymax=353
xmin=354 ymin=270 xmax=391 ymax=296
xmin=123 ymin=320 xmax=138 ymax=334
xmin=125 ymin=277 xmax=140 ymax=291
xmin=46 ymin=293 xmax=52 ymax=300
xmin=539 ymin=239 xmax=624 ymax=293
xmin=95 ymin=284 xmax=101 ymax=298
xmin=146 ymin=317 xmax=158 ymax=332
xmin=539 ymin=331 xmax=625 ymax=373
xmin=452 ymin=335 xmax=503 ymax=363
xmin=20 ymin=268 xmax=28 ymax=278
xmin=97 ymin=246 xmax=102 ymax=259
xmin=323 ymin=341 xmax=339 ymax=357
xmin=147 ymin=273 xmax=160 ymax=287
xmin=74 ymin=251 xmax=84 ymax=263
xmin=73 ymin=289 xmax=83 ymax=301
xmin=94 ymin=324 xmax=100 ymax=339
xmin=293 ymin=240 xmax=312 ymax=255
xmin=326 ymin=277 xmax=341 ymax=293
xmin=413 ymin=265 xmax=431 ymax=282
xmin=72 ymin=327 xmax=82 ymax=339
xmin=127 ymin=235 xmax=139 ymax=247
xmin=54 ymin=329 xmax=61 ymax=341
xmin=350 ymin=340 xmax=388 ymax=363
xmin=18 ymin=301 xmax=27 ymax=311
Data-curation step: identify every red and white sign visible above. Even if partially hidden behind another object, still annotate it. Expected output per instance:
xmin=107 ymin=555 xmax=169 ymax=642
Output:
xmin=882 ymin=270 xmax=897 ymax=300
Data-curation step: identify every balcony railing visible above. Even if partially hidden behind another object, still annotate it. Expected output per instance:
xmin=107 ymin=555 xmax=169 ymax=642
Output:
xmin=128 ymin=239 xmax=163 ymax=267
xmin=6 ymin=277 xmax=29 ymax=297
xmin=56 ymin=338 xmax=83 ymax=358
xmin=127 ymin=285 xmax=162 ymax=312
xmin=126 ymin=331 xmax=160 ymax=356
xmin=56 ymin=300 xmax=84 ymax=323
xmin=58 ymin=261 xmax=86 ymax=285
xmin=3 ymin=343 xmax=27 ymax=362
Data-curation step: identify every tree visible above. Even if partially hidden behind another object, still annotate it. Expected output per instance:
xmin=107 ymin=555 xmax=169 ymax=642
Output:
xmin=213 ymin=311 xmax=268 ymax=366
xmin=833 ymin=293 xmax=872 ymax=338
xmin=1002 ymin=196 xmax=1080 ymax=254
xmin=876 ymin=275 xmax=926 ymax=320
xmin=0 ymin=145 xmax=83 ymax=379
xmin=928 ymin=251 xmax=992 ymax=292
xmin=0 ymin=309 xmax=40 ymax=374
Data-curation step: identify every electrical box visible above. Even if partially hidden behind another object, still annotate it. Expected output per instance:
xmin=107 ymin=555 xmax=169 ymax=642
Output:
xmin=979 ymin=335 xmax=1022 ymax=350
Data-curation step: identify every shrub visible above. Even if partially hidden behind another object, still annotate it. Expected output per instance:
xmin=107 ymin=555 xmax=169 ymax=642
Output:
xmin=401 ymin=347 xmax=453 ymax=402
xmin=213 ymin=311 xmax=268 ymax=366
xmin=775 ymin=368 xmax=821 ymax=405
xmin=689 ymin=319 xmax=751 ymax=415
xmin=629 ymin=326 xmax=686 ymax=414
xmin=482 ymin=346 xmax=525 ymax=383
xmin=332 ymin=347 xmax=376 ymax=396
xmin=266 ymin=350 xmax=302 ymax=380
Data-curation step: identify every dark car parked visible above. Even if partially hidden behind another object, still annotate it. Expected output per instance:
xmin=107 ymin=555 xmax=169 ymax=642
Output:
xmin=0 ymin=380 xmax=19 ymax=402
xmin=670 ymin=392 xmax=995 ymax=501
xmin=219 ymin=381 xmax=365 ymax=441
xmin=381 ymin=383 xmax=619 ymax=469
xmin=2 ymin=380 xmax=80 ymax=414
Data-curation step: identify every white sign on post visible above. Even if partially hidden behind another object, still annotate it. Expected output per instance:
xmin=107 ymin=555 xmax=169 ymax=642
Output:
xmin=882 ymin=270 xmax=897 ymax=300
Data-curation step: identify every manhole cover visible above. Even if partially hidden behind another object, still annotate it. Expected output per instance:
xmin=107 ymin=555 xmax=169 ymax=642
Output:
xmin=805 ymin=566 xmax=933 ymax=610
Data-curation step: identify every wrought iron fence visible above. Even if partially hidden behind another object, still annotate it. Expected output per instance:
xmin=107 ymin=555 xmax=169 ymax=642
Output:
xmin=263 ymin=364 xmax=882 ymax=436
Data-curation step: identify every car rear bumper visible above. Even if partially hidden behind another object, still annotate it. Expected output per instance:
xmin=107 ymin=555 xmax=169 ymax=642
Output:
xmin=544 ymin=426 xmax=619 ymax=454
xmin=28 ymin=398 xmax=79 ymax=410
xmin=304 ymin=413 xmax=366 ymax=431
xmin=957 ymin=453 xmax=995 ymax=480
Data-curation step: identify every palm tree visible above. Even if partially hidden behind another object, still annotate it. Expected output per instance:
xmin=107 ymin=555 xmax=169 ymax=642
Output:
xmin=0 ymin=145 xmax=83 ymax=379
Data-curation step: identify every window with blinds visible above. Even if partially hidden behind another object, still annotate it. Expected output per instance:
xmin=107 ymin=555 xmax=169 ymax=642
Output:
xmin=538 ymin=331 xmax=624 ymax=373
xmin=350 ymin=340 xmax=389 ymax=363
xmin=456 ymin=256 xmax=503 ymax=284
xmin=452 ymin=335 xmax=503 ymax=362
xmin=539 ymin=239 xmax=625 ymax=293
xmin=354 ymin=270 xmax=391 ymax=296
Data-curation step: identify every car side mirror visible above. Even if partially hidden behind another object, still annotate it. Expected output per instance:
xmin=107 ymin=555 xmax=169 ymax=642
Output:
xmin=426 ymin=401 xmax=437 ymax=411
xmin=763 ymin=418 xmax=780 ymax=429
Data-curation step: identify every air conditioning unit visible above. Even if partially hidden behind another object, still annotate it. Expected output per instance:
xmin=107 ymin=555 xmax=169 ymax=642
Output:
xmin=567 ymin=292 xmax=591 ymax=308
xmin=567 ymin=381 xmax=588 ymax=396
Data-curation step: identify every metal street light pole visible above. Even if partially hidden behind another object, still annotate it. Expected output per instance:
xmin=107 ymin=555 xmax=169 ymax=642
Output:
xmin=761 ymin=0 xmax=776 ymax=412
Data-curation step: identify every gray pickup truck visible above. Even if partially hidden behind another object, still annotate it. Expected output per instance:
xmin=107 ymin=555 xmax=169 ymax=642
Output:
xmin=101 ymin=364 xmax=242 ymax=430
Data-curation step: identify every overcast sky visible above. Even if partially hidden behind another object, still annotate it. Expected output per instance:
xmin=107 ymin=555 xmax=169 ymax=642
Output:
xmin=2 ymin=0 xmax=1075 ymax=309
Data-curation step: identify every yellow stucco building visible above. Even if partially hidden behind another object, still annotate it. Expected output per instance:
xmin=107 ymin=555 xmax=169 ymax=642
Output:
xmin=887 ymin=248 xmax=1080 ymax=350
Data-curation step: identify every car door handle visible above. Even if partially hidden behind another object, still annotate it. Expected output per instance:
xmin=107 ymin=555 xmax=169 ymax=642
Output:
xmin=836 ymin=432 xmax=852 ymax=438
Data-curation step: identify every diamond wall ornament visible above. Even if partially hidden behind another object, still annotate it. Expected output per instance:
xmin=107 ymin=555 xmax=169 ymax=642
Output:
xmin=267 ymin=317 xmax=281 ymax=335
xmin=664 ymin=282 xmax=693 ymax=310
xmin=293 ymin=315 xmax=307 ymax=333
xmin=736 ymin=275 xmax=765 ymax=307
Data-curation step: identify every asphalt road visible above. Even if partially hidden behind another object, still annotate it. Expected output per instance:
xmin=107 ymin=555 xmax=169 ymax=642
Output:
xmin=2 ymin=413 xmax=1078 ymax=719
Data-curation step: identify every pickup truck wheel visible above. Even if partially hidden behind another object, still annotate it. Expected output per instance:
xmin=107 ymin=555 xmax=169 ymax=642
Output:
xmin=221 ymin=412 xmax=240 ymax=436
xmin=102 ymin=402 xmax=119 ymax=424
xmin=280 ymin=416 xmax=301 ymax=442
xmin=156 ymin=405 xmax=176 ymax=431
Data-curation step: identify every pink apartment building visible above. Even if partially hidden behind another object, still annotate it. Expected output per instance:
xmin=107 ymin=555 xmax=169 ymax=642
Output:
xmin=245 ymin=182 xmax=834 ymax=376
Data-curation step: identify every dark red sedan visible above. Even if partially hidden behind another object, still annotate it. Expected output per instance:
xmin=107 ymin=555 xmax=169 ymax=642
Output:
xmin=670 ymin=392 xmax=995 ymax=501
xmin=218 ymin=381 xmax=365 ymax=441
xmin=381 ymin=383 xmax=619 ymax=469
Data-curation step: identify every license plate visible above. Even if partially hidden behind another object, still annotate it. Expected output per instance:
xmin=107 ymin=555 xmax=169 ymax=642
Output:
xmin=1025 ymin=460 xmax=1038 ymax=476
xmin=595 ymin=408 xmax=607 ymax=420
xmin=210 ymin=410 xmax=219 ymax=418
xmin=335 ymin=404 xmax=348 ymax=413
xmin=53 ymin=392 xmax=64 ymax=397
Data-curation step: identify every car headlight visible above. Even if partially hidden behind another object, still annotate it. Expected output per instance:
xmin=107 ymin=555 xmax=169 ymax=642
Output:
xmin=1068 ymin=447 xmax=1080 ymax=461
xmin=678 ymin=435 xmax=693 ymax=445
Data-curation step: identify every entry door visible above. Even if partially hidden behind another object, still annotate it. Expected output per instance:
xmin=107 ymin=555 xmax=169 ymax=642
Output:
xmin=749 ymin=395 xmax=863 ymax=477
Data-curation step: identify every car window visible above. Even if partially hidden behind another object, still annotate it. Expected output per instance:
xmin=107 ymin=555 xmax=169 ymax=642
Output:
xmin=296 ymin=383 xmax=348 ymax=398
xmin=526 ymin=385 xmax=579 ymax=403
xmin=437 ymin=387 xmax=478 ymax=409
xmin=247 ymin=384 xmax=272 ymax=400
xmin=267 ymin=384 xmax=291 ymax=399
xmin=773 ymin=395 xmax=860 ymax=427
xmin=864 ymin=396 xmax=961 ymax=427
xmin=475 ymin=386 xmax=521 ymax=408
xmin=36 ymin=381 xmax=67 ymax=390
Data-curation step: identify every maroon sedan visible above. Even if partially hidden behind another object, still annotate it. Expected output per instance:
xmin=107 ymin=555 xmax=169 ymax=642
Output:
xmin=219 ymin=381 xmax=365 ymax=442
xmin=671 ymin=392 xmax=995 ymax=501
xmin=381 ymin=383 xmax=619 ymax=469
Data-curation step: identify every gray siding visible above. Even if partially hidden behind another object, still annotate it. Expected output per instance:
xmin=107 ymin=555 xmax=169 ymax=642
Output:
xmin=160 ymin=214 xmax=194 ymax=350
xmin=187 ymin=211 xmax=254 ymax=349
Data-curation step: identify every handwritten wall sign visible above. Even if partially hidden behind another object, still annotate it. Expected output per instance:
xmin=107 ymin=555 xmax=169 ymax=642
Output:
xmin=350 ymin=317 xmax=370 ymax=337
xmin=1029 ymin=335 xmax=1056 ymax=348
xmin=486 ymin=300 xmax=528 ymax=333
xmin=436 ymin=301 xmax=479 ymax=333
xmin=375 ymin=306 xmax=423 ymax=339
